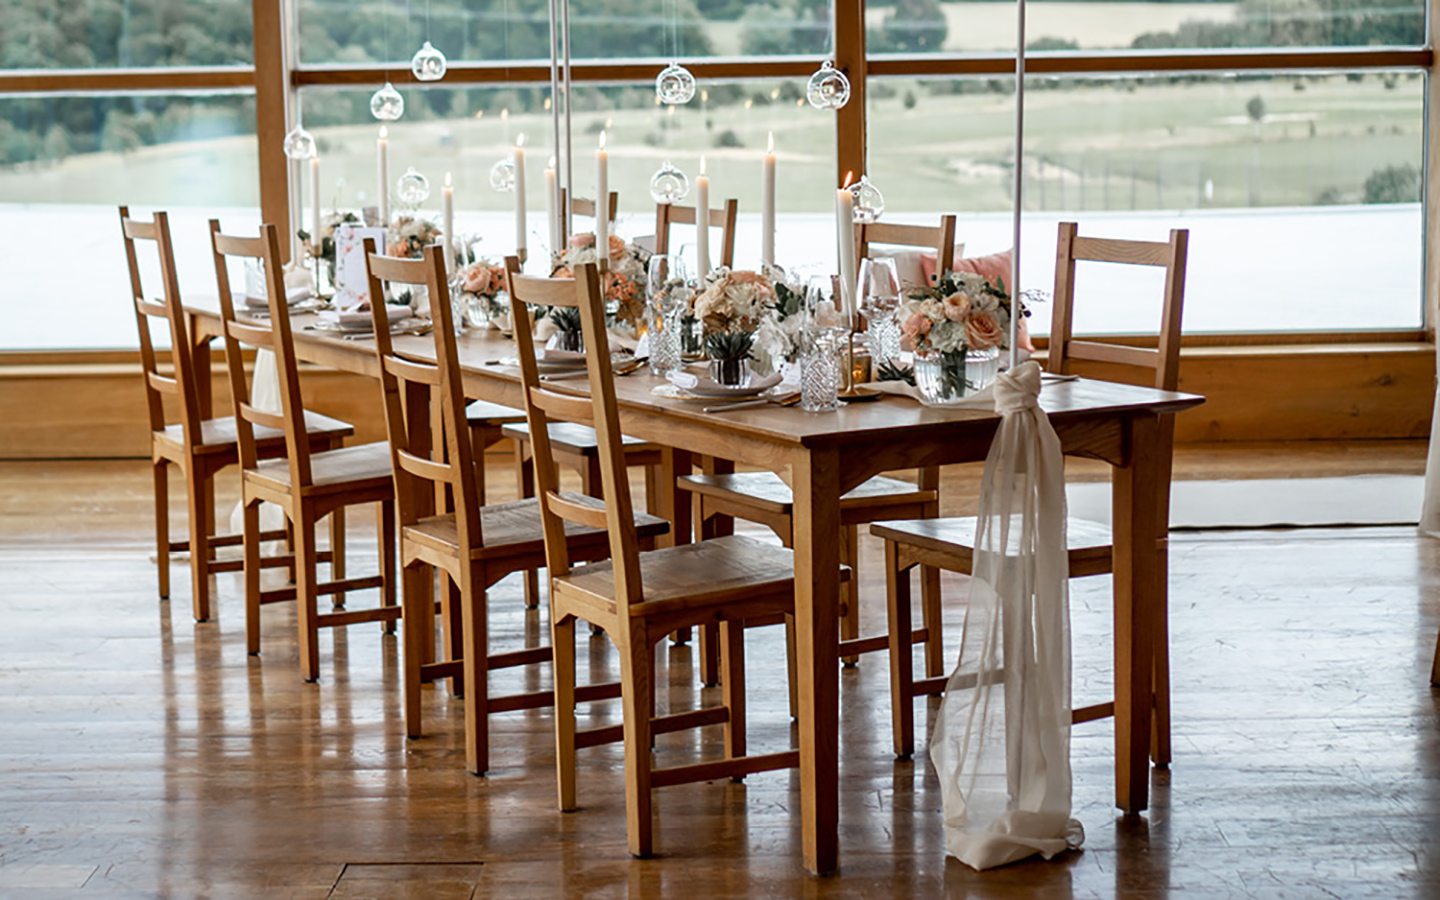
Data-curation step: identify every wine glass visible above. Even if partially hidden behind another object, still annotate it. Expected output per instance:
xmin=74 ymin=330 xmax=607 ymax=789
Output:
xmin=645 ymin=254 xmax=691 ymax=375
xmin=858 ymin=257 xmax=902 ymax=364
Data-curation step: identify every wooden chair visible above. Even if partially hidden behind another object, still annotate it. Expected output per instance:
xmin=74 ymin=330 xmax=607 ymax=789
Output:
xmin=119 ymin=206 xmax=352 ymax=622
xmin=653 ymin=198 xmax=739 ymax=269
xmin=363 ymin=243 xmax=668 ymax=774
xmin=676 ymin=218 xmax=961 ymax=684
xmin=508 ymin=258 xmax=822 ymax=858
xmin=209 ymin=219 xmax=400 ymax=682
xmin=557 ymin=189 xmax=620 ymax=247
xmin=871 ymin=221 xmax=1189 ymax=760
xmin=857 ymin=214 xmax=958 ymax=286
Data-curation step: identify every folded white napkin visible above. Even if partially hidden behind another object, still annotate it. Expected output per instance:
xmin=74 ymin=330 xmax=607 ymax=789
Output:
xmin=538 ymin=348 xmax=587 ymax=363
xmin=318 ymin=304 xmax=412 ymax=330
xmin=666 ymin=369 xmax=783 ymax=397
xmin=241 ymin=286 xmax=313 ymax=309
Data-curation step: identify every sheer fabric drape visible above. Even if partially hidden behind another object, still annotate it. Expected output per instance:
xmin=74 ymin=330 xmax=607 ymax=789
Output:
xmin=929 ymin=361 xmax=1084 ymax=869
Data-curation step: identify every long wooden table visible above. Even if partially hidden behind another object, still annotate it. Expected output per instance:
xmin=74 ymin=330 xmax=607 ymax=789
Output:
xmin=186 ymin=304 xmax=1204 ymax=875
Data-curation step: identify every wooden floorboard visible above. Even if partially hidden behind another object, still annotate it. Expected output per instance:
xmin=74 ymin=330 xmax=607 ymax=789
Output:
xmin=1 ymin=453 xmax=1438 ymax=897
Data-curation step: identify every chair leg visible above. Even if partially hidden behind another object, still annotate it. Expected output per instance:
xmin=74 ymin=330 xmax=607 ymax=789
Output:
xmin=720 ymin=618 xmax=747 ymax=771
xmin=243 ymin=500 xmax=263 ymax=656
xmin=461 ymin=563 xmax=490 ymax=776
xmin=294 ymin=510 xmax=322 ymax=682
xmin=885 ymin=541 xmax=916 ymax=759
xmin=329 ymin=506 xmax=347 ymax=608
xmin=516 ymin=443 xmax=541 ymax=610
xmin=697 ymin=624 xmax=721 ymax=687
xmin=840 ymin=525 xmax=860 ymax=666
xmin=445 ymin=578 xmax=466 ymax=696
xmin=402 ymin=562 xmax=430 ymax=740
xmin=184 ymin=463 xmax=211 ymax=622
xmin=619 ymin=622 xmax=655 ymax=858
xmin=553 ymin=614 xmax=578 ymax=811
xmin=153 ymin=459 xmax=170 ymax=600
xmin=1432 ymin=628 xmax=1440 ymax=687
xmin=379 ymin=500 xmax=398 ymax=633
xmin=919 ymin=564 xmax=944 ymax=679
xmin=785 ymin=615 xmax=799 ymax=720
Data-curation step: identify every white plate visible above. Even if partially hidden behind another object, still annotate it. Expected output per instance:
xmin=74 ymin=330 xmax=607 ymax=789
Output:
xmin=652 ymin=383 xmax=784 ymax=402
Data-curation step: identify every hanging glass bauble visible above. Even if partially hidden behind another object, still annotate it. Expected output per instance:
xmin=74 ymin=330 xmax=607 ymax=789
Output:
xmin=410 ymin=41 xmax=447 ymax=82
xmin=850 ymin=175 xmax=884 ymax=224
xmin=806 ymin=61 xmax=851 ymax=111
xmin=489 ymin=158 xmax=516 ymax=192
xmin=396 ymin=167 xmax=431 ymax=205
xmin=282 ymin=123 xmax=316 ymax=160
xmin=370 ymin=82 xmax=405 ymax=121
xmin=655 ymin=62 xmax=697 ymax=105
xmin=648 ymin=161 xmax=690 ymax=204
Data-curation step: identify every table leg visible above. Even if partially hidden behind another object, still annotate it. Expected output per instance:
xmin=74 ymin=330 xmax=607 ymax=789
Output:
xmin=791 ymin=448 xmax=842 ymax=875
xmin=1112 ymin=413 xmax=1160 ymax=815
xmin=656 ymin=447 xmax=693 ymax=548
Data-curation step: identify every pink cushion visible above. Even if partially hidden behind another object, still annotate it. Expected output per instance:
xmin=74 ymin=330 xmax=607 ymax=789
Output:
xmin=917 ymin=244 xmax=967 ymax=285
xmin=949 ymin=248 xmax=1014 ymax=287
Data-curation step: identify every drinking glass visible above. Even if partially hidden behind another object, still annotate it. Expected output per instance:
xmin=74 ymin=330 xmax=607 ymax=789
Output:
xmin=859 ymin=257 xmax=902 ymax=364
xmin=646 ymin=254 xmax=691 ymax=375
xmin=799 ymin=277 xmax=847 ymax=411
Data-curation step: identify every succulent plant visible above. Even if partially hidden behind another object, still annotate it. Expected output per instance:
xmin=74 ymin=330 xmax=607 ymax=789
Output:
xmin=547 ymin=305 xmax=582 ymax=334
xmin=876 ymin=359 xmax=916 ymax=385
xmin=704 ymin=329 xmax=755 ymax=361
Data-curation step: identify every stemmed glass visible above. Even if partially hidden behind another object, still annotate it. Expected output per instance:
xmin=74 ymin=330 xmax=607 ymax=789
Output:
xmin=858 ymin=257 xmax=902 ymax=365
xmin=645 ymin=254 xmax=691 ymax=375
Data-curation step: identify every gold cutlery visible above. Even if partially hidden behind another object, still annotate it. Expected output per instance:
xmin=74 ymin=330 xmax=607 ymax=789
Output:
xmin=703 ymin=392 xmax=800 ymax=414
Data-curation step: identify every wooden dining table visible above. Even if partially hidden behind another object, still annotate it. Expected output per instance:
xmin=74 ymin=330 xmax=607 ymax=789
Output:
xmin=185 ymin=302 xmax=1204 ymax=875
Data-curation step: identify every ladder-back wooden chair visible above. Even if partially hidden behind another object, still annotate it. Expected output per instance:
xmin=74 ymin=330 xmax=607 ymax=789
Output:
xmin=653 ymin=198 xmax=739 ymax=269
xmin=857 ymin=214 xmax=958 ymax=286
xmin=676 ymin=217 xmax=959 ymax=684
xmin=364 ymin=242 xmax=667 ymax=774
xmin=871 ymin=220 xmax=1189 ymax=760
xmin=508 ymin=258 xmax=825 ymax=858
xmin=120 ymin=207 xmax=352 ymax=622
xmin=209 ymin=220 xmax=400 ymax=682
xmin=557 ymin=189 xmax=620 ymax=247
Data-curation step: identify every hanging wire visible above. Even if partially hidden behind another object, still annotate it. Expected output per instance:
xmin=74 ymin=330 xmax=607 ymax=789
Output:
xmin=425 ymin=0 xmax=431 ymax=42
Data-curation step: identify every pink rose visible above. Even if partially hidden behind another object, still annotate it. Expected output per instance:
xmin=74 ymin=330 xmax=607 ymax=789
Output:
xmin=941 ymin=292 xmax=971 ymax=323
xmin=964 ymin=311 xmax=1003 ymax=349
xmin=607 ymin=234 xmax=627 ymax=262
xmin=462 ymin=265 xmax=494 ymax=295
xmin=902 ymin=312 xmax=933 ymax=339
xmin=568 ymin=233 xmax=596 ymax=249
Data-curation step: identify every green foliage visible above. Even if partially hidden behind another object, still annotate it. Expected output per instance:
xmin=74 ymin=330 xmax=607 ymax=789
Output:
xmin=704 ymin=329 xmax=754 ymax=361
xmin=867 ymin=0 xmax=947 ymax=54
xmin=1363 ymin=163 xmax=1419 ymax=204
xmin=713 ymin=129 xmax=743 ymax=149
xmin=739 ymin=1 xmax=829 ymax=57
xmin=1246 ymin=95 xmax=1266 ymax=123
xmin=1028 ymin=36 xmax=1080 ymax=52
xmin=548 ymin=305 xmax=583 ymax=334
xmin=876 ymin=359 xmax=915 ymax=386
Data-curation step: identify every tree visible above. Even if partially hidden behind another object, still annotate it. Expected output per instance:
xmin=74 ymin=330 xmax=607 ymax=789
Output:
xmin=1364 ymin=163 xmax=1419 ymax=204
xmin=867 ymin=0 xmax=947 ymax=54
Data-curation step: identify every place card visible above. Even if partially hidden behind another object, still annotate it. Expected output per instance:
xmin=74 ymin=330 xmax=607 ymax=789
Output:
xmin=333 ymin=225 xmax=387 ymax=309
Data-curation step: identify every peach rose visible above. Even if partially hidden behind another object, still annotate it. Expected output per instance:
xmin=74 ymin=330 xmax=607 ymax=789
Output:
xmin=607 ymin=234 xmax=627 ymax=262
xmin=386 ymin=241 xmax=409 ymax=258
xmin=941 ymin=292 xmax=972 ymax=323
xmin=462 ymin=265 xmax=494 ymax=295
xmin=568 ymin=233 xmax=596 ymax=249
xmin=902 ymin=312 xmax=933 ymax=340
xmin=964 ymin=310 xmax=1003 ymax=349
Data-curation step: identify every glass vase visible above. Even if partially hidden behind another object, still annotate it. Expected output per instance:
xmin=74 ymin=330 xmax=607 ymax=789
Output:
xmin=708 ymin=357 xmax=752 ymax=387
xmin=914 ymin=347 xmax=1000 ymax=406
xmin=554 ymin=329 xmax=584 ymax=353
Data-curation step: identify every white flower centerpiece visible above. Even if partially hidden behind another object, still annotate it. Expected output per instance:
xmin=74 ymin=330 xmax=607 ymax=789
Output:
xmin=693 ymin=267 xmax=778 ymax=386
xmin=552 ymin=232 xmax=651 ymax=333
xmin=898 ymin=270 xmax=1017 ymax=404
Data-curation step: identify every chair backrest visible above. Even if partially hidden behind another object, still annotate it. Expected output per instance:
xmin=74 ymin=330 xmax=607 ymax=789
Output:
xmin=505 ymin=258 xmax=643 ymax=608
xmin=208 ymin=219 xmax=311 ymax=480
xmin=119 ymin=207 xmax=203 ymax=442
xmin=365 ymin=241 xmax=481 ymax=545
xmin=558 ymin=189 xmax=620 ymax=245
xmin=653 ymin=199 xmax=740 ymax=268
xmin=857 ymin=215 xmax=958 ymax=284
xmin=1047 ymin=221 xmax=1188 ymax=393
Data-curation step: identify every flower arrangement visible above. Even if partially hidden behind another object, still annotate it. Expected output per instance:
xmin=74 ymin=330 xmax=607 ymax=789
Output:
xmin=552 ymin=232 xmax=651 ymax=328
xmin=750 ymin=265 xmax=807 ymax=375
xmin=898 ymin=271 xmax=1018 ymax=401
xmin=454 ymin=259 xmax=510 ymax=328
xmin=693 ymin=267 xmax=776 ymax=338
xmin=299 ymin=210 xmax=361 ymax=276
xmin=387 ymin=215 xmax=442 ymax=259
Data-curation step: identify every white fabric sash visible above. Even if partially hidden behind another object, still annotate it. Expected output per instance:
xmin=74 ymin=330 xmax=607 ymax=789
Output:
xmin=929 ymin=360 xmax=1085 ymax=870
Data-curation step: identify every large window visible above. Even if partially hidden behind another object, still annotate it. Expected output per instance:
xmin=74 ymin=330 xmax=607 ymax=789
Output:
xmin=2 ymin=0 xmax=254 ymax=68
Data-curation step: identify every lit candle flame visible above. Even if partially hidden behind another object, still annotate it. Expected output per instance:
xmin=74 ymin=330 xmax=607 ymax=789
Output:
xmin=605 ymin=117 xmax=613 ymax=130
xmin=517 ymin=132 xmax=526 ymax=148
xmin=767 ymin=131 xmax=774 ymax=154
xmin=445 ymin=171 xmax=452 ymax=188
xmin=379 ymin=125 xmax=388 ymax=139
xmin=599 ymin=131 xmax=607 ymax=151
xmin=842 ymin=171 xmax=854 ymax=190
xmin=701 ymin=89 xmax=709 ymax=103
xmin=544 ymin=97 xmax=552 ymax=111
xmin=548 ymin=155 xmax=557 ymax=169
xmin=771 ymin=88 xmax=780 ymax=100
xmin=473 ymin=109 xmax=484 ymax=119
xmin=501 ymin=108 xmax=509 ymax=120
xmin=744 ymin=98 xmax=753 ymax=110
xmin=700 ymin=155 xmax=707 ymax=177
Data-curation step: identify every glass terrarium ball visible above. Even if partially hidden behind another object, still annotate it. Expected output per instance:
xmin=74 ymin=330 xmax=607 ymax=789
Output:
xmin=489 ymin=158 xmax=517 ymax=192
xmin=648 ymin=161 xmax=690 ymax=205
xmin=370 ymin=82 xmax=405 ymax=121
xmin=282 ymin=124 xmax=316 ymax=160
xmin=410 ymin=41 xmax=448 ymax=82
xmin=655 ymin=62 xmax=697 ymax=105
xmin=850 ymin=175 xmax=885 ymax=224
xmin=396 ymin=167 xmax=431 ymax=205
xmin=806 ymin=62 xmax=851 ymax=111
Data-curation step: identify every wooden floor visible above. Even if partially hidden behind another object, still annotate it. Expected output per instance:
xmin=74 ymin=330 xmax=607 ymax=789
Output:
xmin=2 ymin=443 xmax=1438 ymax=898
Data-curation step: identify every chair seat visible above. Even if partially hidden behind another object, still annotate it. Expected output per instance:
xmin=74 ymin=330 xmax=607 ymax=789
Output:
xmin=553 ymin=534 xmax=810 ymax=618
xmin=466 ymin=400 xmax=528 ymax=426
xmin=870 ymin=515 xmax=1115 ymax=575
xmin=247 ymin=441 xmax=394 ymax=494
xmin=678 ymin=471 xmax=935 ymax=517
xmin=156 ymin=411 xmax=354 ymax=455
xmin=404 ymin=494 xmax=670 ymax=560
xmin=502 ymin=421 xmax=660 ymax=457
